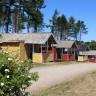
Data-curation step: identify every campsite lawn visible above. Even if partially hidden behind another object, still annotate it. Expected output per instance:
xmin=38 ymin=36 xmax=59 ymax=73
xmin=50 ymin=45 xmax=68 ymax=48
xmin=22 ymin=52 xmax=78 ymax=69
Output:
xmin=32 ymin=70 xmax=96 ymax=96
xmin=33 ymin=61 xmax=87 ymax=68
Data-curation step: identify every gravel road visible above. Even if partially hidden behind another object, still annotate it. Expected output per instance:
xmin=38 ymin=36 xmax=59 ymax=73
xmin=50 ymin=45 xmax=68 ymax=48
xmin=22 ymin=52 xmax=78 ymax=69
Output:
xmin=26 ymin=63 xmax=96 ymax=94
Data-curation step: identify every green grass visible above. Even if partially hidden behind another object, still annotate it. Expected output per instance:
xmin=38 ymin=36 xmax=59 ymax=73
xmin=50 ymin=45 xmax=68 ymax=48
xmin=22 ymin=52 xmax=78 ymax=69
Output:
xmin=33 ymin=61 xmax=87 ymax=68
xmin=33 ymin=63 xmax=49 ymax=68
xmin=32 ymin=71 xmax=96 ymax=96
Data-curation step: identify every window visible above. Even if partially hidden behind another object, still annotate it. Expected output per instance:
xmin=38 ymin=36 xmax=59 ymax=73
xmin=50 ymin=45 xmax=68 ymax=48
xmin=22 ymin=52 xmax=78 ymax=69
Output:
xmin=88 ymin=56 xmax=92 ymax=59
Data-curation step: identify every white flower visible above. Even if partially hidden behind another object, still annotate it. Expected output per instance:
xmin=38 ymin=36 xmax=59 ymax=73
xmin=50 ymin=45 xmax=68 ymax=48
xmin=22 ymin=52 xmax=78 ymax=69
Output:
xmin=7 ymin=75 xmax=10 ymax=78
xmin=26 ymin=68 xmax=28 ymax=70
xmin=1 ymin=83 xmax=4 ymax=86
xmin=20 ymin=88 xmax=23 ymax=91
xmin=18 ymin=68 xmax=20 ymax=70
xmin=19 ymin=64 xmax=21 ymax=66
xmin=5 ymin=69 xmax=9 ymax=72
xmin=21 ymin=61 xmax=24 ymax=63
xmin=4 ymin=51 xmax=8 ymax=53
xmin=8 ymin=58 xmax=12 ymax=61
xmin=2 ymin=64 xmax=4 ymax=66
xmin=28 ymin=76 xmax=31 ymax=78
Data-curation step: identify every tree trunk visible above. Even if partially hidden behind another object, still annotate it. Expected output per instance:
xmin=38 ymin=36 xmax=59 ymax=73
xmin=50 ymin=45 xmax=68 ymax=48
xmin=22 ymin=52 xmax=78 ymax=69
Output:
xmin=76 ymin=31 xmax=77 ymax=41
xmin=60 ymin=31 xmax=63 ymax=40
xmin=6 ymin=23 xmax=9 ymax=33
xmin=27 ymin=15 xmax=30 ymax=33
xmin=57 ymin=31 xmax=59 ymax=40
xmin=21 ymin=26 xmax=22 ymax=33
xmin=80 ymin=31 xmax=81 ymax=42
xmin=2 ymin=23 xmax=4 ymax=33
xmin=16 ymin=3 xmax=20 ymax=33
xmin=34 ymin=24 xmax=37 ymax=32
xmin=27 ymin=26 xmax=30 ymax=33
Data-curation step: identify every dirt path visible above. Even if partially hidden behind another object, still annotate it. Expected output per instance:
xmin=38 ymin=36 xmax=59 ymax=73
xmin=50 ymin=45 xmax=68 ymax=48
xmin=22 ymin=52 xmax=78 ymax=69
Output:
xmin=26 ymin=63 xmax=96 ymax=94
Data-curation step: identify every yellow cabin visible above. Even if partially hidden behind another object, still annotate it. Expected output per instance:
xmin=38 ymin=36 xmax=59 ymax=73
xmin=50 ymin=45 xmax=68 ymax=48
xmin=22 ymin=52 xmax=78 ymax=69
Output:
xmin=0 ymin=33 xmax=57 ymax=63
xmin=78 ymin=51 xmax=88 ymax=62
xmin=78 ymin=45 xmax=89 ymax=62
xmin=78 ymin=55 xmax=88 ymax=62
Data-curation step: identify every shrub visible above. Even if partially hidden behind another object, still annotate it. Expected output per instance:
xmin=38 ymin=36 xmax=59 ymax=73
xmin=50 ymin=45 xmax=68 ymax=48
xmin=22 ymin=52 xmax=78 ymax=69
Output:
xmin=0 ymin=50 xmax=39 ymax=96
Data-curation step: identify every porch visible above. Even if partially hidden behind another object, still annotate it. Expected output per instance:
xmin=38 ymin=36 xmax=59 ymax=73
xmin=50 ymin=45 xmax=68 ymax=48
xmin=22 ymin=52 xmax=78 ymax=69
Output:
xmin=30 ymin=35 xmax=55 ymax=63
xmin=56 ymin=48 xmax=76 ymax=61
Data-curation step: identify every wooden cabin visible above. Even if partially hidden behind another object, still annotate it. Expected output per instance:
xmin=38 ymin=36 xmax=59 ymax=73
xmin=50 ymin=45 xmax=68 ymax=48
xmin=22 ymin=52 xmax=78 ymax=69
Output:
xmin=0 ymin=33 xmax=57 ymax=63
xmin=54 ymin=40 xmax=78 ymax=61
xmin=78 ymin=45 xmax=89 ymax=62
xmin=78 ymin=50 xmax=96 ymax=62
xmin=42 ymin=40 xmax=78 ymax=61
xmin=78 ymin=51 xmax=88 ymax=62
xmin=88 ymin=50 xmax=96 ymax=62
xmin=42 ymin=40 xmax=77 ymax=61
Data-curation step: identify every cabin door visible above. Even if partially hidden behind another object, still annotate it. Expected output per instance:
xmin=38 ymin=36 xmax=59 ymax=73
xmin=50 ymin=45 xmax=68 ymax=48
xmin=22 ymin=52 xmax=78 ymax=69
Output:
xmin=57 ymin=48 xmax=62 ymax=59
xmin=29 ymin=45 xmax=33 ymax=60
xmin=75 ymin=51 xmax=78 ymax=60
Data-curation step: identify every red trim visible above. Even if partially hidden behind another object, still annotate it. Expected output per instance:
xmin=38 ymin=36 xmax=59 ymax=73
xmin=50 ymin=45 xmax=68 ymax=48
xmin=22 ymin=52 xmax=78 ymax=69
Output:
xmin=62 ymin=54 xmax=69 ymax=61
xmin=88 ymin=59 xmax=96 ymax=62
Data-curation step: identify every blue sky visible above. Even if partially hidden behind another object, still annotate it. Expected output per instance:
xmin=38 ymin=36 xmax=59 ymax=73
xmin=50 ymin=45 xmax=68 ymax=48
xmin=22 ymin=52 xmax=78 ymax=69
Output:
xmin=41 ymin=0 xmax=96 ymax=42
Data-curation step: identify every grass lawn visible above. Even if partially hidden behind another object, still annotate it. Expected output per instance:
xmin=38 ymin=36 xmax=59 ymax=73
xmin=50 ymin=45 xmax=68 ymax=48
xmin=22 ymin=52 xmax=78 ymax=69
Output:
xmin=32 ymin=71 xmax=96 ymax=96
xmin=33 ymin=61 xmax=87 ymax=68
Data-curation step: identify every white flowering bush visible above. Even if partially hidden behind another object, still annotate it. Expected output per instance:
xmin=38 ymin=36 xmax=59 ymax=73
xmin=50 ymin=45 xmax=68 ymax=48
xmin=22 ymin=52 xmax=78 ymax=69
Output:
xmin=0 ymin=50 xmax=39 ymax=96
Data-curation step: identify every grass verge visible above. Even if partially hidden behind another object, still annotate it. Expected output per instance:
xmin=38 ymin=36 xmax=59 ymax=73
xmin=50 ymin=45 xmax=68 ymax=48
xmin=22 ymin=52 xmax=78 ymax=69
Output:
xmin=32 ymin=71 xmax=96 ymax=96
xmin=33 ymin=61 xmax=87 ymax=68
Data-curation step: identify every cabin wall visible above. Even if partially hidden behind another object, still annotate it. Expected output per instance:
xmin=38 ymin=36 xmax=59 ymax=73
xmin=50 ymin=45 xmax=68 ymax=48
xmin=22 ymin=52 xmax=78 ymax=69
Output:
xmin=69 ymin=54 xmax=75 ymax=61
xmin=33 ymin=53 xmax=53 ymax=63
xmin=53 ymin=47 xmax=57 ymax=61
xmin=20 ymin=42 xmax=29 ymax=61
xmin=62 ymin=54 xmax=75 ymax=61
xmin=62 ymin=54 xmax=69 ymax=61
xmin=42 ymin=53 xmax=53 ymax=63
xmin=1 ymin=42 xmax=30 ymax=62
xmin=33 ymin=53 xmax=42 ymax=63
xmin=78 ymin=56 xmax=88 ymax=61
xmin=1 ymin=42 xmax=20 ymax=61
xmin=42 ymin=47 xmax=58 ymax=62
xmin=2 ymin=42 xmax=20 ymax=55
xmin=88 ymin=59 xmax=96 ymax=62
xmin=78 ymin=56 xmax=84 ymax=61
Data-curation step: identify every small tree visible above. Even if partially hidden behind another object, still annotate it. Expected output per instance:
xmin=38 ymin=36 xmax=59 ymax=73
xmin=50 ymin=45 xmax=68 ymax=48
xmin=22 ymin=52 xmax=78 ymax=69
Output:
xmin=0 ymin=50 xmax=39 ymax=96
xmin=89 ymin=40 xmax=96 ymax=50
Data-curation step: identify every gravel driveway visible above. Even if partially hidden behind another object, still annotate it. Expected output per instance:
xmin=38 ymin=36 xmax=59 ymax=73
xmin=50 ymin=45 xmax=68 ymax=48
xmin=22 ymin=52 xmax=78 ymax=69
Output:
xmin=26 ymin=63 xmax=96 ymax=94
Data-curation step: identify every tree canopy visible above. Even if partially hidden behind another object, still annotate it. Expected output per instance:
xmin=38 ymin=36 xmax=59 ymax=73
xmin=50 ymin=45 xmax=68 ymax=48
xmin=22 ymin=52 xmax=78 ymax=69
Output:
xmin=0 ymin=1 xmax=88 ymax=42
xmin=0 ymin=0 xmax=46 ymax=33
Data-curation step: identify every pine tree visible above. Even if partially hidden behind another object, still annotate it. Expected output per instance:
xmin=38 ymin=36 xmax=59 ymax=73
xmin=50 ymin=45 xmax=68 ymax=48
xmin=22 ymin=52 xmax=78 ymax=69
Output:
xmin=56 ymin=14 xmax=69 ymax=40
xmin=50 ymin=9 xmax=59 ymax=37
xmin=0 ymin=0 xmax=46 ymax=33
